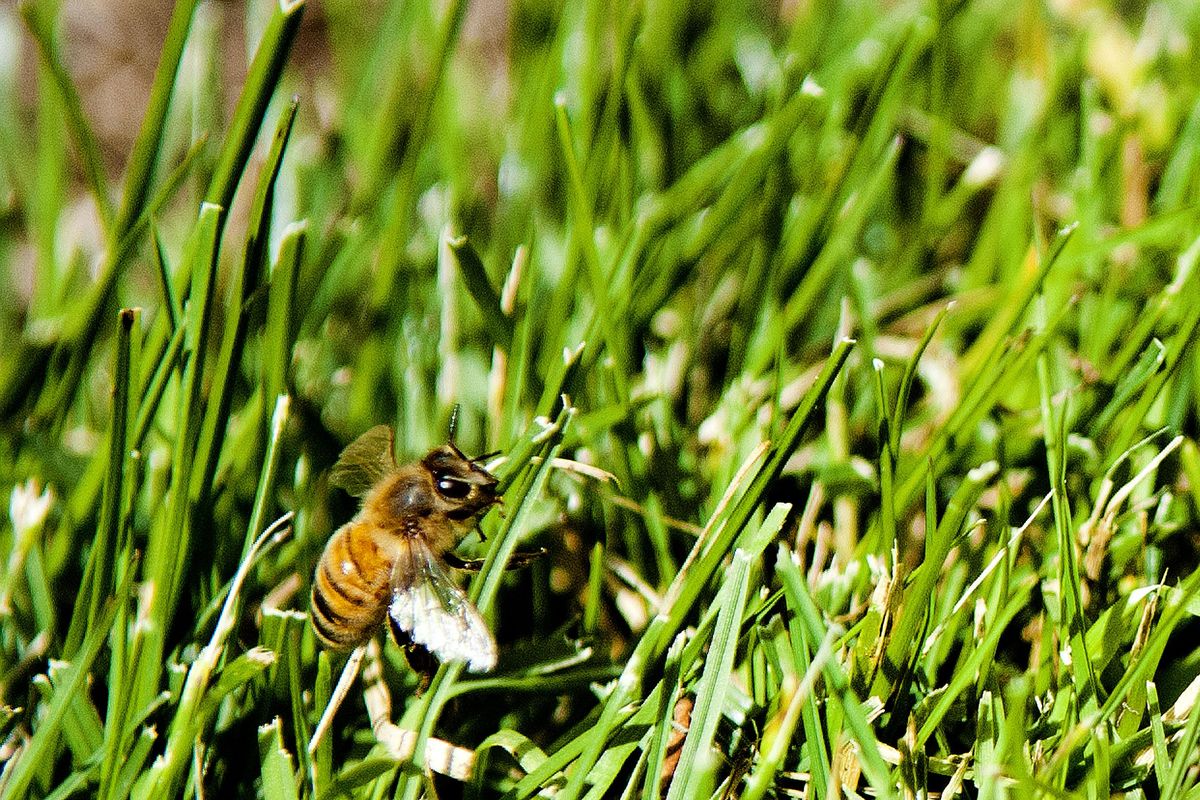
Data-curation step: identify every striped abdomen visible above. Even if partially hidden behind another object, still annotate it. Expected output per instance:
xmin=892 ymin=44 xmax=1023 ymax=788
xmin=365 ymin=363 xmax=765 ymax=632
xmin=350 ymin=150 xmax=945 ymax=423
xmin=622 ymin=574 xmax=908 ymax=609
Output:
xmin=311 ymin=520 xmax=396 ymax=649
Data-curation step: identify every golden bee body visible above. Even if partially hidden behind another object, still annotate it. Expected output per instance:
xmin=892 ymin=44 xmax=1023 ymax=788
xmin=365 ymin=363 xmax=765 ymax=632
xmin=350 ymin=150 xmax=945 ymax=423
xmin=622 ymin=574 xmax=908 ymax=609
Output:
xmin=310 ymin=516 xmax=393 ymax=649
xmin=310 ymin=426 xmax=501 ymax=671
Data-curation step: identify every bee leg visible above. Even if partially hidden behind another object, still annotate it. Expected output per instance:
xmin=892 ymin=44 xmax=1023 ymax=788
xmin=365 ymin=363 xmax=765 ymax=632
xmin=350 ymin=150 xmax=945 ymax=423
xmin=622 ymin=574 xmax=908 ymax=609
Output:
xmin=506 ymin=548 xmax=548 ymax=569
xmin=388 ymin=616 xmax=436 ymax=692
xmin=443 ymin=553 xmax=485 ymax=571
xmin=444 ymin=548 xmax=547 ymax=572
xmin=406 ymin=647 xmax=435 ymax=694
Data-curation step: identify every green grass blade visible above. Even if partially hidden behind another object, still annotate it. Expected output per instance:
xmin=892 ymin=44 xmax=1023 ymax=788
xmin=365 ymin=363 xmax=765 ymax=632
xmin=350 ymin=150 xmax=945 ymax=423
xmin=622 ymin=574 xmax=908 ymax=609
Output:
xmin=192 ymin=99 xmax=298 ymax=506
xmin=112 ymin=0 xmax=200 ymax=235
xmin=665 ymin=504 xmax=789 ymax=800
xmin=259 ymin=718 xmax=301 ymax=800
xmin=2 ymin=588 xmax=124 ymax=799
xmin=205 ymin=1 xmax=304 ymax=210
xmin=447 ymin=233 xmax=513 ymax=351
xmin=19 ymin=2 xmax=114 ymax=234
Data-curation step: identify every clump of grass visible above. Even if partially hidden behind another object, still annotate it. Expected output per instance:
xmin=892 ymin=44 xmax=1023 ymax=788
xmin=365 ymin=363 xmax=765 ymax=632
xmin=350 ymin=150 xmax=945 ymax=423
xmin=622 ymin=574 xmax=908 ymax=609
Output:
xmin=2 ymin=1 xmax=1200 ymax=798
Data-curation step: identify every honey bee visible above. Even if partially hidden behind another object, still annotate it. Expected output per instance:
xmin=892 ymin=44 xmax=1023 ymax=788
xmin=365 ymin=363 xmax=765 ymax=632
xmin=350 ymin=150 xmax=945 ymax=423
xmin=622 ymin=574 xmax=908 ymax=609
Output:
xmin=310 ymin=425 xmax=502 ymax=672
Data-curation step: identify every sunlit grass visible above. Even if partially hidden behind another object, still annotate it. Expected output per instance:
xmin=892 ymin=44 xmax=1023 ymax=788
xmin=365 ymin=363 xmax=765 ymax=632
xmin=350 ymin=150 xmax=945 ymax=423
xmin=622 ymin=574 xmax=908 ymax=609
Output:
xmin=2 ymin=1 xmax=1200 ymax=798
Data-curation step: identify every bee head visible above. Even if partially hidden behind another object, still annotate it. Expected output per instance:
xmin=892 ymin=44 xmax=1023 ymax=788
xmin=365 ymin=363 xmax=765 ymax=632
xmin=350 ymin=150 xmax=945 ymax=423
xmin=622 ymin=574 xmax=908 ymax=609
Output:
xmin=422 ymin=443 xmax=500 ymax=521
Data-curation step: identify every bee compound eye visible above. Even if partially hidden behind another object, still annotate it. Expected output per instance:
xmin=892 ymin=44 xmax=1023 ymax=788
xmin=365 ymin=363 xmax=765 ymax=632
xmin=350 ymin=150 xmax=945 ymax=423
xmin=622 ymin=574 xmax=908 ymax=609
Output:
xmin=436 ymin=475 xmax=471 ymax=500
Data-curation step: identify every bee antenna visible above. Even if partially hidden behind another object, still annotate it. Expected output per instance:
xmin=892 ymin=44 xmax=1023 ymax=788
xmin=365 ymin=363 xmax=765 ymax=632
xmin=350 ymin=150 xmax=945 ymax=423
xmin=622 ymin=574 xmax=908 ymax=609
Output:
xmin=473 ymin=449 xmax=501 ymax=463
xmin=447 ymin=404 xmax=461 ymax=443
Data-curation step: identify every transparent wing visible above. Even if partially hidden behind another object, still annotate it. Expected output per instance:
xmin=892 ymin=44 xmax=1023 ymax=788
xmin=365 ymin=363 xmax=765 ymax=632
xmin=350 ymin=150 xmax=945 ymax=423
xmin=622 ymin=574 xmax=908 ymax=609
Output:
xmin=389 ymin=540 xmax=497 ymax=672
xmin=330 ymin=425 xmax=397 ymax=497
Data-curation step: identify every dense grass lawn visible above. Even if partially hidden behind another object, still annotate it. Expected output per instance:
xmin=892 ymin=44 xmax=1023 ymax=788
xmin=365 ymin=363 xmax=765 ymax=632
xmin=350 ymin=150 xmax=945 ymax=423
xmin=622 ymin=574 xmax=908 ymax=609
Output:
xmin=3 ymin=0 xmax=1200 ymax=797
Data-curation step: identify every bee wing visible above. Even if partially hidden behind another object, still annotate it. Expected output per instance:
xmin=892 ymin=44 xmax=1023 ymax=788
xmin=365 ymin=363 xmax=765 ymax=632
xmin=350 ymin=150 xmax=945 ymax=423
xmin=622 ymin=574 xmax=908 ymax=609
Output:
xmin=330 ymin=425 xmax=397 ymax=497
xmin=389 ymin=540 xmax=497 ymax=672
